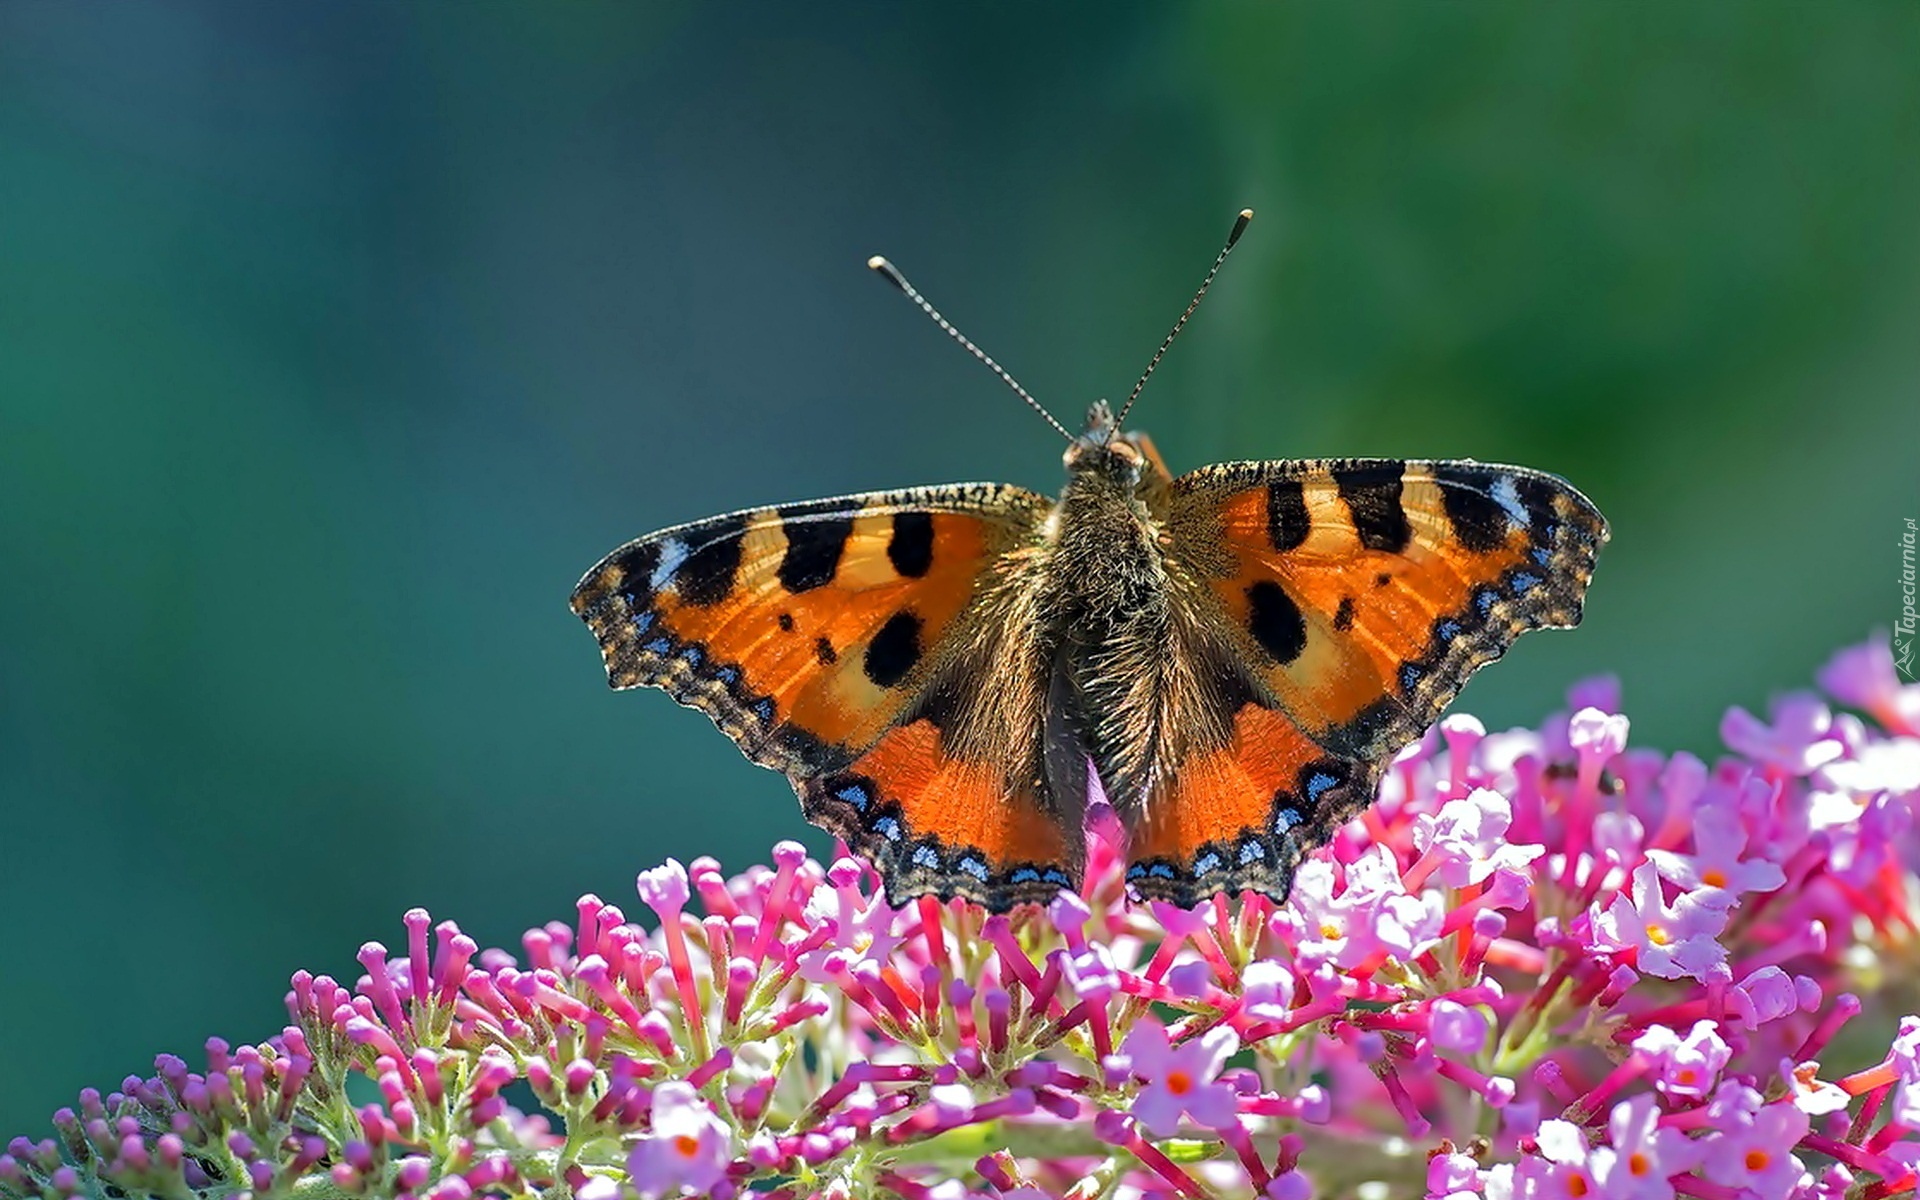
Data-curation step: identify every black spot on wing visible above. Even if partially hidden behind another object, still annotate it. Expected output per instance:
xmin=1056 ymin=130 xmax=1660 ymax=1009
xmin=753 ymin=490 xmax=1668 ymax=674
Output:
xmin=1267 ymin=479 xmax=1310 ymax=552
xmin=1514 ymin=473 xmax=1564 ymax=534
xmin=1435 ymin=467 xmax=1511 ymax=554
xmin=675 ymin=514 xmax=748 ymax=606
xmin=863 ymin=611 xmax=923 ymax=687
xmin=888 ymin=512 xmax=935 ymax=577
xmin=814 ymin=636 xmax=838 ymax=665
xmin=615 ymin=541 xmax=662 ymax=605
xmin=777 ymin=612 xmax=795 ymax=632
xmin=776 ymin=508 xmax=853 ymax=593
xmin=1332 ymin=463 xmax=1410 ymax=553
xmin=1246 ymin=581 xmax=1307 ymax=665
xmin=1332 ymin=596 xmax=1356 ymax=631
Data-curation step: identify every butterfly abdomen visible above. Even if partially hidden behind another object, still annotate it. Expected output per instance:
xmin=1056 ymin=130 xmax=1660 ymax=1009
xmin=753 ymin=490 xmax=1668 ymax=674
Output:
xmin=1043 ymin=448 xmax=1196 ymax=815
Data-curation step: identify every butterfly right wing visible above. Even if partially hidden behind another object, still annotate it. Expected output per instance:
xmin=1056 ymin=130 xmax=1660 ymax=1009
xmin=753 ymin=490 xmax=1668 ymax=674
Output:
xmin=1126 ymin=458 xmax=1607 ymax=905
xmin=570 ymin=484 xmax=1077 ymax=910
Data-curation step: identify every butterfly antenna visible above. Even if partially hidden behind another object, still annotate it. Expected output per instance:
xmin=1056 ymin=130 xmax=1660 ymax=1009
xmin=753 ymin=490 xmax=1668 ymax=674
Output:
xmin=868 ymin=254 xmax=1076 ymax=444
xmin=1109 ymin=208 xmax=1254 ymax=437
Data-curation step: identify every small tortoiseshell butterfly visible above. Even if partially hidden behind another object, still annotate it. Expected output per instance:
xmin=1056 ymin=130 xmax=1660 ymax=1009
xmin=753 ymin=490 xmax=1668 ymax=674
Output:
xmin=572 ymin=211 xmax=1607 ymax=912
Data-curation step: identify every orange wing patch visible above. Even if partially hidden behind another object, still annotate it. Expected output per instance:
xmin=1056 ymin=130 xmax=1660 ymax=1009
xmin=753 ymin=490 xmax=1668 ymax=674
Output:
xmin=644 ymin=507 xmax=990 ymax=749
xmin=800 ymin=719 xmax=1075 ymax=909
xmin=1129 ymin=705 xmax=1372 ymax=906
xmin=572 ymin=486 xmax=1043 ymax=772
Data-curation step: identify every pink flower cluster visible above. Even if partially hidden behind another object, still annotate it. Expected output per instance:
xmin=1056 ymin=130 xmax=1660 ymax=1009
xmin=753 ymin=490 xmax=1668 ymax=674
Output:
xmin=3 ymin=636 xmax=1919 ymax=1200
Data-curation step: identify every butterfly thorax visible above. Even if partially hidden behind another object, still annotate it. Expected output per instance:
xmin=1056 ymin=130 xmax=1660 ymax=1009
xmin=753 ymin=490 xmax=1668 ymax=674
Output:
xmin=1043 ymin=422 xmax=1189 ymax=815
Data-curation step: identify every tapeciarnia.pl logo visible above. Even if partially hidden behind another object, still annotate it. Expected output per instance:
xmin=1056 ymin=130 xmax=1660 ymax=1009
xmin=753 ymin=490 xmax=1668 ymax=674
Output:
xmin=1898 ymin=516 xmax=1916 ymax=680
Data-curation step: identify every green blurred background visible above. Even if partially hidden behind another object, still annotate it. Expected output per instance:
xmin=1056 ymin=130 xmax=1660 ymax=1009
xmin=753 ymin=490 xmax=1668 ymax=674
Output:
xmin=3 ymin=4 xmax=1916 ymax=1134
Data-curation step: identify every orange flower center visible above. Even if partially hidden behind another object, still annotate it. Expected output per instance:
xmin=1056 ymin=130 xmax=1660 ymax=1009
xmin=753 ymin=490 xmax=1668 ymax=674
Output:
xmin=1628 ymin=1151 xmax=1650 ymax=1177
xmin=1703 ymin=867 xmax=1728 ymax=888
xmin=1646 ymin=922 xmax=1672 ymax=946
xmin=1746 ymin=1149 xmax=1770 ymax=1171
xmin=1320 ymin=921 xmax=1342 ymax=939
xmin=673 ymin=1134 xmax=701 ymax=1158
xmin=1568 ymin=1172 xmax=1591 ymax=1197
xmin=1166 ymin=1070 xmax=1193 ymax=1096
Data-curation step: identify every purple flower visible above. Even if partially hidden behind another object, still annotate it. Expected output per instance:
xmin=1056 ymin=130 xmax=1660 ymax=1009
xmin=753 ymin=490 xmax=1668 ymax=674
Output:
xmin=1778 ymin=1059 xmax=1849 ymax=1116
xmin=1570 ymin=675 xmax=1624 ymax=715
xmin=1064 ymin=943 xmax=1121 ymax=1003
xmin=627 ymin=1081 xmax=731 ymax=1198
xmin=1117 ymin=1020 xmax=1240 ymax=1136
xmin=1593 ymin=1093 xmax=1703 ymax=1199
xmin=926 ymin=1083 xmax=974 ymax=1124
xmin=634 ymin=858 xmax=691 ymax=916
xmin=1632 ymin=1021 xmax=1730 ymax=1100
xmin=797 ymin=861 xmax=902 ymax=982
xmin=1048 ymin=889 xmax=1094 ymax=938
xmin=576 ymin=1175 xmax=621 ymax=1200
xmin=1300 ymin=844 xmax=1444 ymax=963
xmin=1699 ymin=1098 xmax=1809 ymax=1197
xmin=1267 ymin=1170 xmax=1314 ymax=1200
xmin=1374 ymin=890 xmax=1446 ymax=961
xmin=1165 ymin=959 xmax=1215 ymax=999
xmin=22 ymin=637 xmax=1920 ymax=1200
xmin=1590 ymin=809 xmax=1646 ymax=871
xmin=1819 ymin=634 xmax=1920 ymax=735
xmin=1890 ymin=1015 xmax=1920 ymax=1126
xmin=1239 ymin=959 xmax=1295 ymax=1023
xmin=1589 ymin=861 xmax=1729 ymax=980
xmin=1569 ymin=706 xmax=1632 ymax=765
xmin=1426 ymin=1152 xmax=1484 ymax=1198
xmin=1429 ymin=999 xmax=1490 ymax=1055
xmin=1522 ymin=1119 xmax=1599 ymax=1199
xmin=1287 ymin=859 xmax=1366 ymax=966
xmin=1412 ymin=788 xmax=1545 ymax=888
xmin=1645 ymin=799 xmax=1785 ymax=903
xmin=1728 ymin=965 xmax=1802 ymax=1029
xmin=1721 ymin=694 xmax=1846 ymax=776
xmin=1821 ymin=737 xmax=1920 ymax=797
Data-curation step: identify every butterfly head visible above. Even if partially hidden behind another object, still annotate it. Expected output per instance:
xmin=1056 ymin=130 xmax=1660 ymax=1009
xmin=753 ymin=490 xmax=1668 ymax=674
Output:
xmin=1065 ymin=400 xmax=1168 ymax=491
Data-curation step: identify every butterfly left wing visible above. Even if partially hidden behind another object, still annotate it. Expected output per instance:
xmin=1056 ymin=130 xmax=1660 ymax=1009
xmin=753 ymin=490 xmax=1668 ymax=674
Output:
xmin=571 ymin=485 xmax=1080 ymax=910
xmin=1127 ymin=458 xmax=1608 ymax=904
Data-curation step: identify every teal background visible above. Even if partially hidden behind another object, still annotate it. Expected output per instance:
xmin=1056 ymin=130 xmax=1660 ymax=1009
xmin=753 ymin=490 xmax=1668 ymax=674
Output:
xmin=2 ymin=5 xmax=1917 ymax=1134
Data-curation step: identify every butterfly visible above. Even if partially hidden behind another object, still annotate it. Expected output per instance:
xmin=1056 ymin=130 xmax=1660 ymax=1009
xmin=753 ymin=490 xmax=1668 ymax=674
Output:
xmin=572 ymin=211 xmax=1607 ymax=912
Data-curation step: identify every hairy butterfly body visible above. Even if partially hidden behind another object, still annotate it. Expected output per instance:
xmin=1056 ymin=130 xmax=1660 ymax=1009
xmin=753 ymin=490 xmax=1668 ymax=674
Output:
xmin=572 ymin=213 xmax=1607 ymax=911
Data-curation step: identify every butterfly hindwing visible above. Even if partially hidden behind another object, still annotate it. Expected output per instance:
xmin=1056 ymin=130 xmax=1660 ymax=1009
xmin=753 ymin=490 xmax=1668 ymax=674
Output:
xmin=570 ymin=484 xmax=1075 ymax=909
xmin=1127 ymin=700 xmax=1375 ymax=906
xmin=1124 ymin=458 xmax=1607 ymax=904
xmin=801 ymin=718 xmax=1078 ymax=910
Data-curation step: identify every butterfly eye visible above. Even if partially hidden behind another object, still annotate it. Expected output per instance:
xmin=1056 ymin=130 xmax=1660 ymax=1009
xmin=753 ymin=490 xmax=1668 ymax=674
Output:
xmin=1064 ymin=435 xmax=1145 ymax=482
